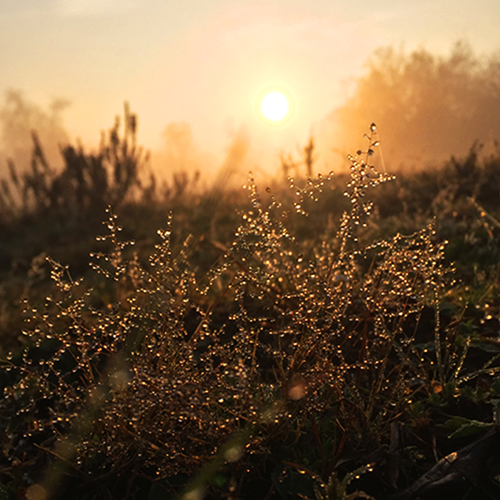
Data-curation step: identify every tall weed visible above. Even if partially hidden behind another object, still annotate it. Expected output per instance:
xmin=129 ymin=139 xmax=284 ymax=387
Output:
xmin=1 ymin=125 xmax=499 ymax=499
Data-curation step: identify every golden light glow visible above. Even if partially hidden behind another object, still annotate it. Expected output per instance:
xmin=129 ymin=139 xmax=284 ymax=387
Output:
xmin=260 ymin=91 xmax=289 ymax=122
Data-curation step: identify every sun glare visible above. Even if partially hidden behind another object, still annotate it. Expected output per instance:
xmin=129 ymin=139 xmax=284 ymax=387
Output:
xmin=260 ymin=91 xmax=289 ymax=122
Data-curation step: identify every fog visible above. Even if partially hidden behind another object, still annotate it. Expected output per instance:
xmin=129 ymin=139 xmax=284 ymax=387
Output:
xmin=317 ymin=42 xmax=500 ymax=171
xmin=2 ymin=42 xmax=500 ymax=186
xmin=0 ymin=90 xmax=69 ymax=173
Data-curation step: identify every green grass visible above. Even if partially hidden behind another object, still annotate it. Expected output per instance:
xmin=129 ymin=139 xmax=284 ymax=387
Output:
xmin=1 ymin=117 xmax=500 ymax=499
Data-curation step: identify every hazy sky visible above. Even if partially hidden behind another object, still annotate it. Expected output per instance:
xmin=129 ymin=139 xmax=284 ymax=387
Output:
xmin=1 ymin=0 xmax=500 ymax=174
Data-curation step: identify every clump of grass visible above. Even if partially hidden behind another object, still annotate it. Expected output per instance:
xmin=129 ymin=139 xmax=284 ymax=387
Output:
xmin=1 ymin=124 xmax=500 ymax=500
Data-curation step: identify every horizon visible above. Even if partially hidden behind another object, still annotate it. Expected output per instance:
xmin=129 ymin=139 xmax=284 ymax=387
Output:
xmin=1 ymin=1 xmax=500 ymax=179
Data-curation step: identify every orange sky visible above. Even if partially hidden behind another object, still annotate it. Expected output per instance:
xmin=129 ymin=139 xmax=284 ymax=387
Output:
xmin=1 ymin=0 xmax=500 ymax=178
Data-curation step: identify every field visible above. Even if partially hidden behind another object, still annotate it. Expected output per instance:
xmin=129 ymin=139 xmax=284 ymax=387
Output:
xmin=1 ymin=115 xmax=500 ymax=500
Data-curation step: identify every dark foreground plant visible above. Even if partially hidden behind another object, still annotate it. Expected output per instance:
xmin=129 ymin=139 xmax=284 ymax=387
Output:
xmin=1 ymin=125 xmax=500 ymax=500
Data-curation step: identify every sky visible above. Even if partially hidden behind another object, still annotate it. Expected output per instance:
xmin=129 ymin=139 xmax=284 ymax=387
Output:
xmin=1 ymin=0 xmax=500 ymax=178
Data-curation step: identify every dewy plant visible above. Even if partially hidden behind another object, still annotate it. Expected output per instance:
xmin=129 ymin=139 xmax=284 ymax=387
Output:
xmin=2 ymin=124 xmax=499 ymax=500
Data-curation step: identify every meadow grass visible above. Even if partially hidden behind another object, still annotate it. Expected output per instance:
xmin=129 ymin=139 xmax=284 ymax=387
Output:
xmin=0 ymin=118 xmax=500 ymax=499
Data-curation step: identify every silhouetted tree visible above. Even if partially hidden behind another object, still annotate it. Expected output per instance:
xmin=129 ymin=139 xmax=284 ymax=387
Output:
xmin=322 ymin=41 xmax=500 ymax=169
xmin=0 ymin=90 xmax=69 ymax=175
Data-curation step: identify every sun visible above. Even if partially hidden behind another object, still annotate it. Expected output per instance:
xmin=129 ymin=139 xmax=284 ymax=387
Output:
xmin=260 ymin=91 xmax=290 ymax=122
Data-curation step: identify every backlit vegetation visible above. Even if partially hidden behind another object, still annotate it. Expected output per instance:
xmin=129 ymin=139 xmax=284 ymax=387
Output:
xmin=321 ymin=42 xmax=500 ymax=169
xmin=1 ymin=111 xmax=500 ymax=500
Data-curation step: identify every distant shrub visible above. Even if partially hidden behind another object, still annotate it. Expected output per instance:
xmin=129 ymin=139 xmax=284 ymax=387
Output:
xmin=0 ymin=103 xmax=153 ymax=224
